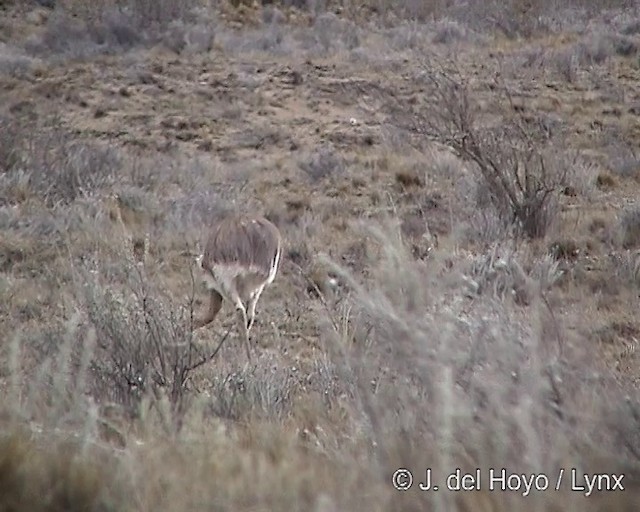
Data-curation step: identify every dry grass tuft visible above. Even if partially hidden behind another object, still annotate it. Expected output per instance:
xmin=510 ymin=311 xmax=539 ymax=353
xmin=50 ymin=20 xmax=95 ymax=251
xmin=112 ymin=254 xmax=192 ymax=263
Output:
xmin=618 ymin=205 xmax=640 ymax=249
xmin=0 ymin=429 xmax=127 ymax=512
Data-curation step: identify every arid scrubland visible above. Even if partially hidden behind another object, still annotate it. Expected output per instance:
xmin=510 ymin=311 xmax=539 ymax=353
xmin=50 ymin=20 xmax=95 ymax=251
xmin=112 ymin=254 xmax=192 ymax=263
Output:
xmin=1 ymin=0 xmax=640 ymax=510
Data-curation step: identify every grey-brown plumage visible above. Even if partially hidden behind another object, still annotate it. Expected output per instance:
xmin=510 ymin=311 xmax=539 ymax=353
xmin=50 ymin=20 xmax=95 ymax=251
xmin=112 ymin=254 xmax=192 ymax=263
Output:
xmin=202 ymin=216 xmax=281 ymax=279
xmin=194 ymin=214 xmax=282 ymax=362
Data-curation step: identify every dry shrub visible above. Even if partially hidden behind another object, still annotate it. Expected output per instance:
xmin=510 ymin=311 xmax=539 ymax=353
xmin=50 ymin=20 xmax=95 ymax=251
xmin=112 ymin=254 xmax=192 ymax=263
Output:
xmin=298 ymin=144 xmax=346 ymax=182
xmin=390 ymin=58 xmax=571 ymax=239
xmin=74 ymin=233 xmax=221 ymax=429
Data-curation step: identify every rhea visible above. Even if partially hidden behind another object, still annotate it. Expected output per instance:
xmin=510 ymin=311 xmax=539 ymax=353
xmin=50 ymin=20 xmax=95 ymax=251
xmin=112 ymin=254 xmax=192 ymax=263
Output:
xmin=194 ymin=214 xmax=282 ymax=361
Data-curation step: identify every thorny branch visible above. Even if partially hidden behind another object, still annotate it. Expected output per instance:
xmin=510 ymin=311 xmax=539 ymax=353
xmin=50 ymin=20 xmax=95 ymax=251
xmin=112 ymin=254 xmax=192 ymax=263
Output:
xmin=376 ymin=55 xmax=570 ymax=239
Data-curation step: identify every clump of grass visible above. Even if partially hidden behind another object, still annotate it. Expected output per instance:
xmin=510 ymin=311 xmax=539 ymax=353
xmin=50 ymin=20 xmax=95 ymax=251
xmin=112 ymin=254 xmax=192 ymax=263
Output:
xmin=0 ymin=430 xmax=129 ymax=512
xmin=0 ymin=116 xmax=119 ymax=206
xmin=314 ymin=218 xmax=640 ymax=508
xmin=312 ymin=12 xmax=360 ymax=52
xmin=432 ymin=18 xmax=468 ymax=44
xmin=610 ymin=250 xmax=640 ymax=289
xmin=0 ymin=42 xmax=39 ymax=78
xmin=0 ymin=204 xmax=65 ymax=274
xmin=160 ymin=18 xmax=216 ymax=54
xmin=618 ymin=205 xmax=640 ymax=249
xmin=394 ymin=168 xmax=423 ymax=188
xmin=596 ymin=171 xmax=617 ymax=189
xmin=298 ymin=144 xmax=346 ymax=182
xmin=608 ymin=145 xmax=640 ymax=179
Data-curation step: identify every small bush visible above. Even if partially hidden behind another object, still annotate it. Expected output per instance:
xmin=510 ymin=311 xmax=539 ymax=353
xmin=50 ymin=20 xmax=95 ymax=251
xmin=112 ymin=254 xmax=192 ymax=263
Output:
xmin=392 ymin=59 xmax=570 ymax=239
xmin=75 ymin=235 xmax=222 ymax=429
xmin=619 ymin=205 xmax=640 ymax=249
xmin=298 ymin=144 xmax=346 ymax=182
xmin=432 ymin=18 xmax=468 ymax=44
xmin=313 ymin=12 xmax=360 ymax=52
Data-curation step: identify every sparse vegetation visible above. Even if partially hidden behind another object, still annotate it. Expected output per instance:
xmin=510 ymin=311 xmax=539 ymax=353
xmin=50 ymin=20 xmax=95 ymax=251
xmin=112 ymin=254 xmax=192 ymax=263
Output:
xmin=1 ymin=0 xmax=640 ymax=510
xmin=619 ymin=205 xmax=640 ymax=249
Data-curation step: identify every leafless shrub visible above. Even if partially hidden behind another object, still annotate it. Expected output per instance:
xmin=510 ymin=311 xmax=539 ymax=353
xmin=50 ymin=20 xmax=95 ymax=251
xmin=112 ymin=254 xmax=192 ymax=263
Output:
xmin=461 ymin=206 xmax=514 ymax=244
xmin=75 ymin=237 xmax=223 ymax=430
xmin=373 ymin=0 xmax=446 ymax=22
xmin=0 ymin=204 xmax=66 ymax=274
xmin=184 ymin=22 xmax=216 ymax=53
xmin=560 ymin=150 xmax=600 ymax=197
xmin=391 ymin=59 xmax=570 ymax=239
xmin=552 ymin=31 xmax=640 ymax=71
xmin=164 ymin=189 xmax=229 ymax=233
xmin=23 ymin=13 xmax=95 ymax=59
xmin=0 ymin=116 xmax=22 ymax=174
xmin=380 ymin=123 xmax=412 ymax=150
xmin=206 ymin=363 xmax=299 ymax=421
xmin=580 ymin=33 xmax=621 ymax=63
xmin=454 ymin=0 xmax=553 ymax=38
xmin=90 ymin=8 xmax=143 ymax=49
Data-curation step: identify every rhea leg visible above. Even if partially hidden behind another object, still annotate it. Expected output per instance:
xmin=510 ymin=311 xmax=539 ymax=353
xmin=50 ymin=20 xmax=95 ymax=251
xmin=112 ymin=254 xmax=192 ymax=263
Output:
xmin=246 ymin=284 xmax=266 ymax=331
xmin=194 ymin=290 xmax=223 ymax=329
xmin=234 ymin=304 xmax=252 ymax=362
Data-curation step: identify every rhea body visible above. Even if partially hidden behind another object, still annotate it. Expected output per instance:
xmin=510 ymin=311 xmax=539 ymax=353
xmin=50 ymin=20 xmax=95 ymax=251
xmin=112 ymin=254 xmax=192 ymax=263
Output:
xmin=194 ymin=214 xmax=282 ymax=361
